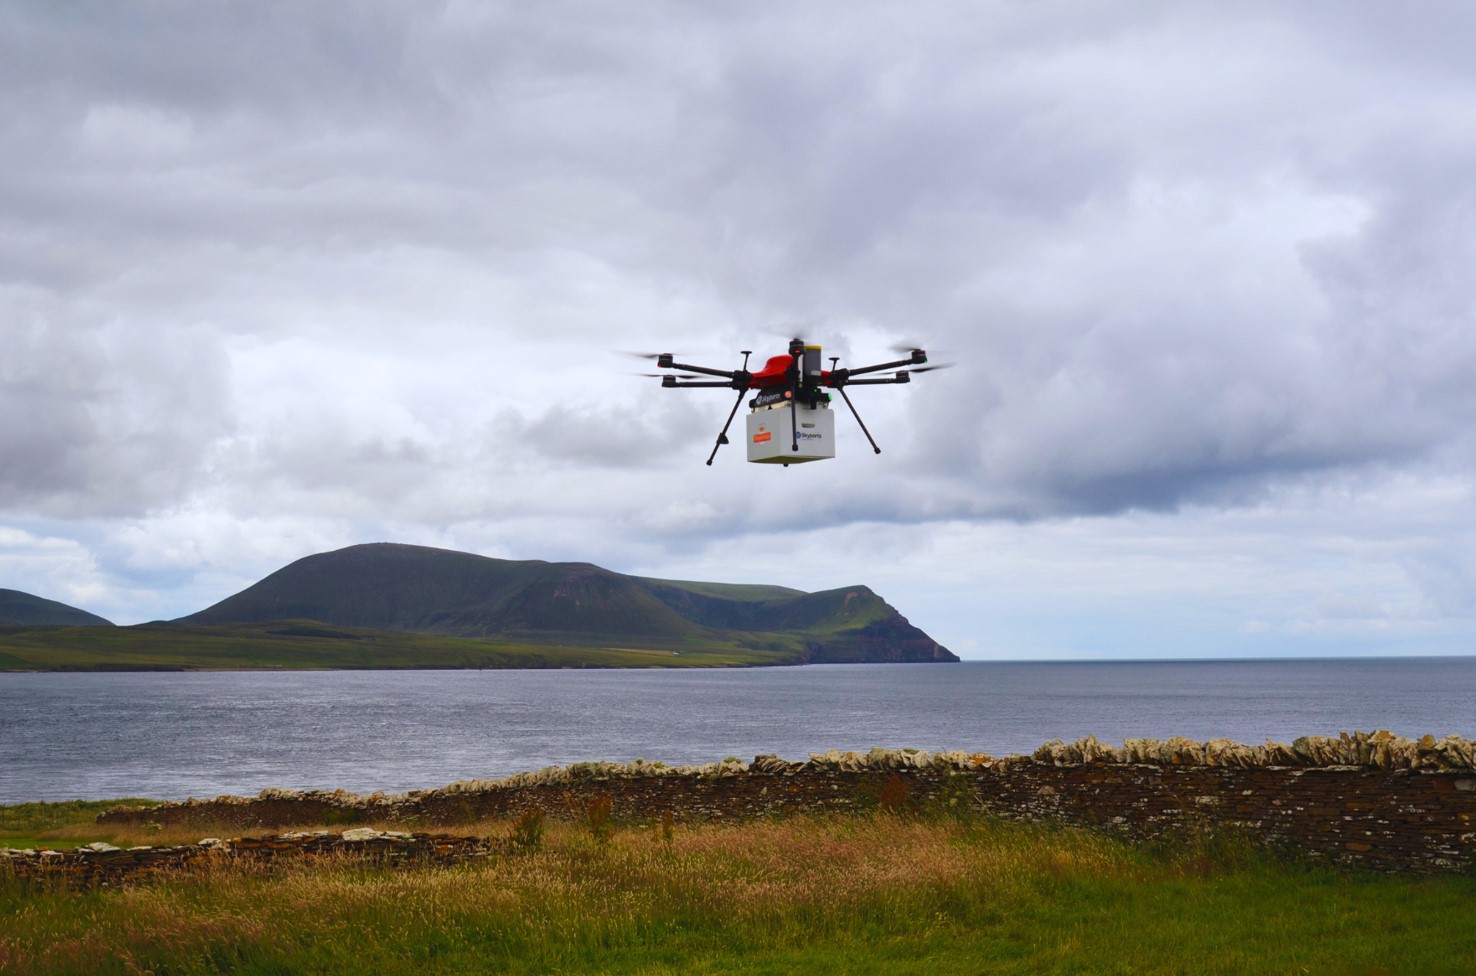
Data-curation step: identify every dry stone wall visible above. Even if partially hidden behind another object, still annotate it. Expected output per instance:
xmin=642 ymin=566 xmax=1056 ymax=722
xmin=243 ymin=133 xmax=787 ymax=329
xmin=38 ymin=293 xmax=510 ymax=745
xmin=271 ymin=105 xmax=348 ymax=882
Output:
xmin=0 ymin=830 xmax=494 ymax=888
xmin=94 ymin=731 xmax=1476 ymax=873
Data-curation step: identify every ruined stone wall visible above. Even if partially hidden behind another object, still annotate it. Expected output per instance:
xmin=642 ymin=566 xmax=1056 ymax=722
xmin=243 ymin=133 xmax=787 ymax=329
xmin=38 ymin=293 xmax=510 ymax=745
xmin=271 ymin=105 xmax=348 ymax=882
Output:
xmin=96 ymin=732 xmax=1476 ymax=873
xmin=0 ymin=830 xmax=494 ymax=888
xmin=970 ymin=763 xmax=1473 ymax=872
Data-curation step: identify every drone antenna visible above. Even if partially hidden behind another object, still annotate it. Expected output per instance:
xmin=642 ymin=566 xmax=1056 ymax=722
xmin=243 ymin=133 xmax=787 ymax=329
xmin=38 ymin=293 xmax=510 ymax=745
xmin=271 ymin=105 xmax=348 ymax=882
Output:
xmin=740 ymin=350 xmax=752 ymax=370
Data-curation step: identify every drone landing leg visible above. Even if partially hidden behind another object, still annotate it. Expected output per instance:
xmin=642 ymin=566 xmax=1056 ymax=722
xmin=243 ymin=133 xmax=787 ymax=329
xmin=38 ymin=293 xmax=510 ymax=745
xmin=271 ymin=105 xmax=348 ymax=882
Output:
xmin=837 ymin=387 xmax=882 ymax=454
xmin=705 ymin=389 xmax=749 ymax=466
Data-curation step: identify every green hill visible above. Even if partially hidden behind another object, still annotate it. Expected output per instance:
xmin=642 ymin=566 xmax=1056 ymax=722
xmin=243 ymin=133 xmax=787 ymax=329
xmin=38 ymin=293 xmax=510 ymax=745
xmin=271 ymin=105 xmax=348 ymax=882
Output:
xmin=0 ymin=544 xmax=956 ymax=671
xmin=179 ymin=545 xmax=702 ymax=642
xmin=0 ymin=589 xmax=113 ymax=627
xmin=175 ymin=543 xmax=955 ymax=663
xmin=0 ymin=621 xmax=791 ymax=672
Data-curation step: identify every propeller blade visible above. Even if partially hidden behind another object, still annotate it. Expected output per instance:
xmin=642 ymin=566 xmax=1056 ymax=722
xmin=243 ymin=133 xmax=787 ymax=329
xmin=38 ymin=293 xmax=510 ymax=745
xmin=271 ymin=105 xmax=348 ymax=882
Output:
xmin=620 ymin=350 xmax=686 ymax=361
xmin=888 ymin=340 xmax=953 ymax=359
xmin=633 ymin=372 xmax=701 ymax=379
xmin=910 ymin=363 xmax=955 ymax=374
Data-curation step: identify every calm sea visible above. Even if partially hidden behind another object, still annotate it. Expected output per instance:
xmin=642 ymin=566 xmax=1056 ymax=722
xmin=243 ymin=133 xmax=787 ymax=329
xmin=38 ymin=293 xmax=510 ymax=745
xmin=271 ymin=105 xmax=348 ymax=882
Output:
xmin=2 ymin=659 xmax=1473 ymax=803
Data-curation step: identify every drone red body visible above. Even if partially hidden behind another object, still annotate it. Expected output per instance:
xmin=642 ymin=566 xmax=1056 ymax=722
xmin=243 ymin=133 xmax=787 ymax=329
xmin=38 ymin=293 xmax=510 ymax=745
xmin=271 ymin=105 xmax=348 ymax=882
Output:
xmin=727 ymin=355 xmax=876 ymax=389
xmin=748 ymin=354 xmax=806 ymax=388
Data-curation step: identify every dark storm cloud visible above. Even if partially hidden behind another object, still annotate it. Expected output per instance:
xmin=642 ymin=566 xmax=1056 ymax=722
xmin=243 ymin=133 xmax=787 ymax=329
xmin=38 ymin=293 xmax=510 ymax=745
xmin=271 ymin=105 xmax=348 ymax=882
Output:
xmin=0 ymin=0 xmax=442 ymax=123
xmin=503 ymin=397 xmax=720 ymax=470
xmin=641 ymin=2 xmax=1476 ymax=520
xmin=5 ymin=0 xmax=1476 ymax=604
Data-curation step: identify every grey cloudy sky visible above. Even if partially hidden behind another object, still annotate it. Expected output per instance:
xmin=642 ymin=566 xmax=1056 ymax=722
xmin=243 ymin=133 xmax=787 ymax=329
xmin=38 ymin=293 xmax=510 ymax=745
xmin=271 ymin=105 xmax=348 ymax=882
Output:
xmin=4 ymin=1 xmax=1476 ymax=659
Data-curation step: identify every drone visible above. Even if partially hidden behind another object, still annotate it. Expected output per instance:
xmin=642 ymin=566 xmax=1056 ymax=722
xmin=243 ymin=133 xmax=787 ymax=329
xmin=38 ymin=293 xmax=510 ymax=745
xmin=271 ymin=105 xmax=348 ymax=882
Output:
xmin=635 ymin=338 xmax=949 ymax=466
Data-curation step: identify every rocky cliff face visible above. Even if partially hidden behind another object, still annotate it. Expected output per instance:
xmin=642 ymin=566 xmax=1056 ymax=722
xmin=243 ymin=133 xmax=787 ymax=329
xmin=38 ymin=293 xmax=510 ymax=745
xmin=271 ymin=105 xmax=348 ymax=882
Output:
xmin=640 ymin=580 xmax=957 ymax=663
xmin=802 ymin=615 xmax=956 ymax=663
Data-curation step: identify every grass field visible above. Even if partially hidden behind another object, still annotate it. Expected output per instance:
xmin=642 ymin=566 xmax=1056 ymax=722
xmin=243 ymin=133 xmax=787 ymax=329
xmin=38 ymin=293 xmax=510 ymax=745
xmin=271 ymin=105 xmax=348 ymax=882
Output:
xmin=4 ymin=801 xmax=1473 ymax=974
xmin=0 ymin=622 xmax=802 ymax=671
xmin=0 ymin=799 xmax=161 ymax=851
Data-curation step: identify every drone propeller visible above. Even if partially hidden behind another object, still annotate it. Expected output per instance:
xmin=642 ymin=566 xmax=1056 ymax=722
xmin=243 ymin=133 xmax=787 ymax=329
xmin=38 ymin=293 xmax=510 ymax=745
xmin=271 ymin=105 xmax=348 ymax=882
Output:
xmin=890 ymin=340 xmax=956 ymax=358
xmin=620 ymin=350 xmax=687 ymax=361
xmin=633 ymin=372 xmax=702 ymax=379
xmin=908 ymin=363 xmax=954 ymax=374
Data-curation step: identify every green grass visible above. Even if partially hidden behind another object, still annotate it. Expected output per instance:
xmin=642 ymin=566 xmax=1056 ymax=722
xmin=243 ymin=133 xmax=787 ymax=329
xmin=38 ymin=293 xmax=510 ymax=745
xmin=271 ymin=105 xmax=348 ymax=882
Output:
xmin=0 ymin=799 xmax=160 ymax=851
xmin=4 ymin=802 xmax=1473 ymax=974
xmin=0 ymin=622 xmax=805 ymax=671
xmin=634 ymin=576 xmax=807 ymax=601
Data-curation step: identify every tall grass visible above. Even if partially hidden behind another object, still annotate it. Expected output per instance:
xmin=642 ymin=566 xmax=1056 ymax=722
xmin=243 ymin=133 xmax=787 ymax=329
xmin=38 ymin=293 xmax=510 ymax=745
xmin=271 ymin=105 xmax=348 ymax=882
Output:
xmin=0 ymin=799 xmax=160 ymax=851
xmin=4 ymin=812 xmax=1473 ymax=975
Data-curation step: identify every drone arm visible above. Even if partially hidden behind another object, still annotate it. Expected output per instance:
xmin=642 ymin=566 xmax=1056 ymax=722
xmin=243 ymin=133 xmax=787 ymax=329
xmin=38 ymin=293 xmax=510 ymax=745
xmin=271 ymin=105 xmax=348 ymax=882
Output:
xmin=839 ymin=350 xmax=926 ymax=379
xmin=840 ymin=373 xmax=911 ymax=385
xmin=706 ymin=388 xmax=748 ymax=466
xmin=663 ymin=378 xmax=739 ymax=388
xmin=666 ymin=360 xmax=740 ymax=380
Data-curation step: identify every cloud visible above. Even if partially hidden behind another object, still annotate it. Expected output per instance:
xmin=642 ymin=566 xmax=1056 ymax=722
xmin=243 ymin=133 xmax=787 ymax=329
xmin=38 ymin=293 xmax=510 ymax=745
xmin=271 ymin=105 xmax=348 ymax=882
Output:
xmin=1 ymin=308 xmax=233 ymax=517
xmin=3 ymin=2 xmax=1476 ymax=650
xmin=0 ymin=524 xmax=111 ymax=615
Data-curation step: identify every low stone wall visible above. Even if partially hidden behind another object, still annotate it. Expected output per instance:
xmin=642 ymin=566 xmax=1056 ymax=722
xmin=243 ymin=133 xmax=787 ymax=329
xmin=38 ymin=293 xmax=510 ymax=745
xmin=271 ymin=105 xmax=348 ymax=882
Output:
xmin=0 ymin=830 xmax=495 ymax=888
xmin=96 ymin=731 xmax=1476 ymax=873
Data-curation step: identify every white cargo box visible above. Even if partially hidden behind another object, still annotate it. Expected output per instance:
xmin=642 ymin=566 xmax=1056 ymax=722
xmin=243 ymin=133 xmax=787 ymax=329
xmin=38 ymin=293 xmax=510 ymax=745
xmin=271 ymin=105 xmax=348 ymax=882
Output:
xmin=746 ymin=403 xmax=836 ymax=463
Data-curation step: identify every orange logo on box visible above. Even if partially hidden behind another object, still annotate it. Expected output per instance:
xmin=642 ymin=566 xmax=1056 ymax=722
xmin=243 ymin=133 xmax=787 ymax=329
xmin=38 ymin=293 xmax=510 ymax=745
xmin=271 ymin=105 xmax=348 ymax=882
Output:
xmin=754 ymin=431 xmax=771 ymax=443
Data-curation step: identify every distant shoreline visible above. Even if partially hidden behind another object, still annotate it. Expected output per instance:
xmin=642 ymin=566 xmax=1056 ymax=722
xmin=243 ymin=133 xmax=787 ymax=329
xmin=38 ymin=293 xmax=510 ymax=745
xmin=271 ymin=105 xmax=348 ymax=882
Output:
xmin=0 ymin=619 xmax=957 ymax=672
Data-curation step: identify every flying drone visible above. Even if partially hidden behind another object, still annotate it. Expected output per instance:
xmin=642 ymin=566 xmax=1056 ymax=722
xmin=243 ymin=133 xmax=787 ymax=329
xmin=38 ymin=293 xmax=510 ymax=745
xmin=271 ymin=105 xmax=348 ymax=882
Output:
xmin=635 ymin=338 xmax=949 ymax=466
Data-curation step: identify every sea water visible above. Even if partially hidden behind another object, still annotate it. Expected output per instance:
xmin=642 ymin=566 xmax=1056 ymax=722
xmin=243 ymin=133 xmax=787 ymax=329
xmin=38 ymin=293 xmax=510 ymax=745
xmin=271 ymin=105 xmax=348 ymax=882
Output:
xmin=2 ymin=658 xmax=1473 ymax=802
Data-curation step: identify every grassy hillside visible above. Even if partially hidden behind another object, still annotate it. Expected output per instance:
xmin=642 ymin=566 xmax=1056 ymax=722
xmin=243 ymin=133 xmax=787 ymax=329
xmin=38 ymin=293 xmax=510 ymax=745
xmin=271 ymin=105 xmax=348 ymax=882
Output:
xmin=181 ymin=545 xmax=739 ymax=643
xmin=0 ymin=543 xmax=955 ymax=670
xmin=634 ymin=577 xmax=805 ymax=601
xmin=631 ymin=578 xmax=890 ymax=631
xmin=0 ymin=589 xmax=112 ymax=627
xmin=0 ymin=622 xmax=803 ymax=672
xmin=166 ymin=543 xmax=956 ymax=665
